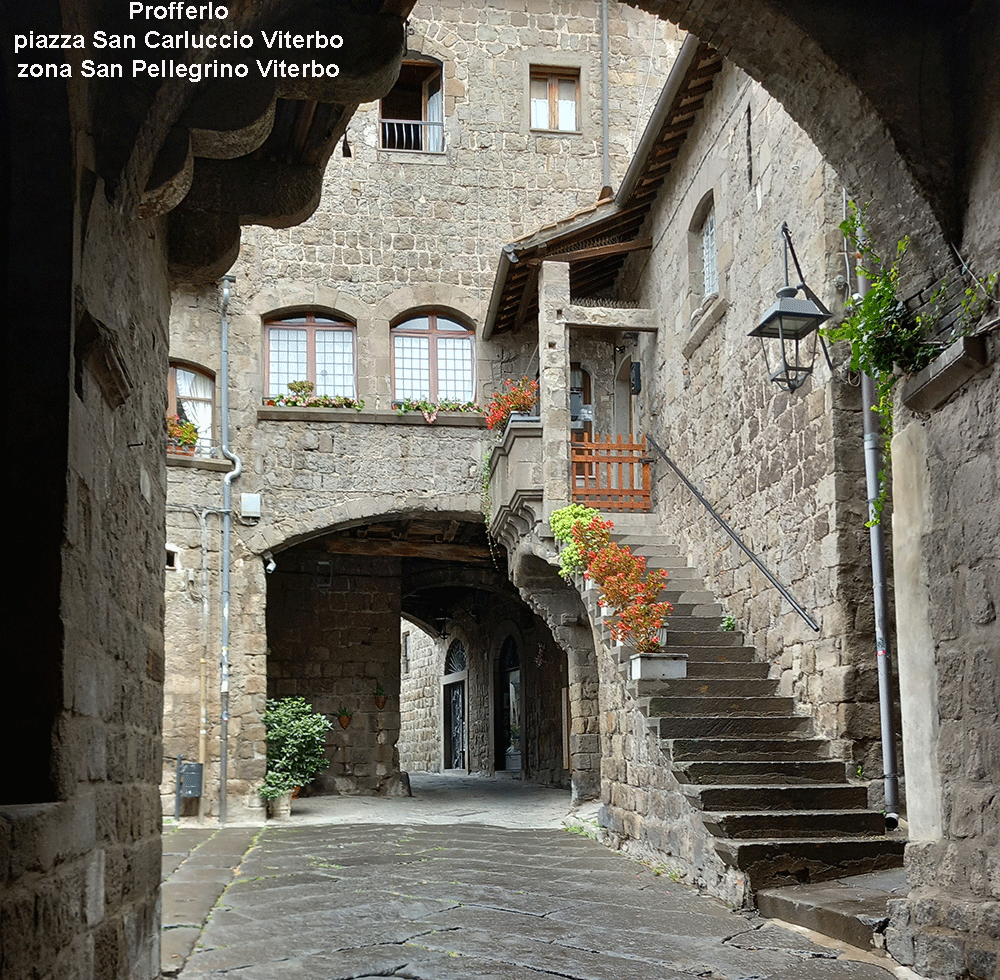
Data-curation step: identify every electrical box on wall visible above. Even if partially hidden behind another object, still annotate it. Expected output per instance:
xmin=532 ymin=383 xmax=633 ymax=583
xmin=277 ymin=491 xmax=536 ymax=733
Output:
xmin=241 ymin=493 xmax=262 ymax=518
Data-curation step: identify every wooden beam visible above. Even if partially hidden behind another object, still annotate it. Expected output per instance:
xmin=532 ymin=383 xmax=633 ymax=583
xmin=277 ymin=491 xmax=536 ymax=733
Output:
xmin=325 ymin=537 xmax=493 ymax=563
xmin=515 ymin=261 xmax=540 ymax=330
xmin=547 ymin=237 xmax=652 ymax=264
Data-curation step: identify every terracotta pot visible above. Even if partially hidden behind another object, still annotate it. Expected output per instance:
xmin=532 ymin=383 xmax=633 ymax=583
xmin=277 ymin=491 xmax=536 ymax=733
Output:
xmin=374 ymin=695 xmax=387 ymax=710
xmin=338 ymin=714 xmax=351 ymax=729
xmin=290 ymin=785 xmax=301 ymax=799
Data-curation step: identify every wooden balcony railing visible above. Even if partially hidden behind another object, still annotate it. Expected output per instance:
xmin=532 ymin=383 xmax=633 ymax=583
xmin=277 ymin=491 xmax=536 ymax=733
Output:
xmin=571 ymin=432 xmax=651 ymax=512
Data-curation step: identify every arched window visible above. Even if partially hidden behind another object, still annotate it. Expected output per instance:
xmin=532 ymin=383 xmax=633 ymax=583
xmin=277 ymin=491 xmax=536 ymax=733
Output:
xmin=392 ymin=312 xmax=475 ymax=403
xmin=445 ymin=640 xmax=467 ymax=674
xmin=264 ymin=312 xmax=356 ymax=399
xmin=168 ymin=362 xmax=214 ymax=454
xmin=689 ymin=193 xmax=718 ymax=304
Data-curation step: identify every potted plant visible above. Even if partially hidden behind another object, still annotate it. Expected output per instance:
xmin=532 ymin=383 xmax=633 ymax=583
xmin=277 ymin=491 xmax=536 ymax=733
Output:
xmin=259 ymin=697 xmax=333 ymax=817
xmin=485 ymin=376 xmax=539 ymax=432
xmin=336 ymin=706 xmax=353 ymax=729
xmin=166 ymin=414 xmax=199 ymax=455
xmin=373 ymin=683 xmax=388 ymax=710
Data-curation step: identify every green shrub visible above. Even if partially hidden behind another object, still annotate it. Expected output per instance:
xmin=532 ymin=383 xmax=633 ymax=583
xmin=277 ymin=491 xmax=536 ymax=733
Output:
xmin=259 ymin=697 xmax=333 ymax=799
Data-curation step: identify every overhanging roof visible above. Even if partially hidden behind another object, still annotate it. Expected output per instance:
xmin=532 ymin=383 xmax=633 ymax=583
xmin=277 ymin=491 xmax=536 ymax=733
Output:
xmin=483 ymin=36 xmax=723 ymax=339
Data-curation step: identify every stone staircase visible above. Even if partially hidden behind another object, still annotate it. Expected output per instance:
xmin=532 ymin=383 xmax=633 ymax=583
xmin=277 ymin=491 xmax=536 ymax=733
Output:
xmin=581 ymin=524 xmax=905 ymax=896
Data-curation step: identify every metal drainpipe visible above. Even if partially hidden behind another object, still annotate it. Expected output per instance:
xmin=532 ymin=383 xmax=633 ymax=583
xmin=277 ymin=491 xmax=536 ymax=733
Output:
xmin=219 ymin=274 xmax=241 ymax=825
xmin=600 ymin=0 xmax=610 ymax=190
xmin=856 ymin=268 xmax=901 ymax=831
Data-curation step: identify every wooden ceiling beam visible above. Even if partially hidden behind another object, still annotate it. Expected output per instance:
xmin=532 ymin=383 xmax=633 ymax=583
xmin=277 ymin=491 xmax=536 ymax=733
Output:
xmin=325 ymin=537 xmax=493 ymax=563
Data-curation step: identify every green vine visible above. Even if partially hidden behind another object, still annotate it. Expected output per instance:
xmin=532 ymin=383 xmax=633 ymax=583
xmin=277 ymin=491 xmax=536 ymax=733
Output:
xmin=822 ymin=207 xmax=930 ymax=525
xmin=824 ymin=206 xmax=999 ymax=525
xmin=549 ymin=504 xmax=602 ymax=578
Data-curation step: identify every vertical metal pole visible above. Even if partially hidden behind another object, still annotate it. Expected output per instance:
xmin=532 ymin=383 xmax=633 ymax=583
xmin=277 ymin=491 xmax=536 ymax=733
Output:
xmin=218 ymin=274 xmax=241 ymax=825
xmin=600 ymin=0 xmax=610 ymax=190
xmin=174 ymin=754 xmax=182 ymax=821
xmin=857 ymin=269 xmax=900 ymax=830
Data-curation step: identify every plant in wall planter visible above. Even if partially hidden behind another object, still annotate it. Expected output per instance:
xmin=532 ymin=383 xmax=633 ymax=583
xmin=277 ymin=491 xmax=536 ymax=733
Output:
xmin=373 ymin=683 xmax=388 ymax=711
xmin=259 ymin=697 xmax=333 ymax=818
xmin=166 ymin=414 xmax=199 ymax=455
xmin=337 ymin=706 xmax=353 ymax=729
xmin=264 ymin=379 xmax=365 ymax=410
xmin=394 ymin=398 xmax=480 ymax=423
xmin=485 ymin=376 xmax=539 ymax=432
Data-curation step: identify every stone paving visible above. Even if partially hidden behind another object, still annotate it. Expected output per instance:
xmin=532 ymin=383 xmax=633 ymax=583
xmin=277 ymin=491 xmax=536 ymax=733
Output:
xmin=162 ymin=774 xmax=909 ymax=980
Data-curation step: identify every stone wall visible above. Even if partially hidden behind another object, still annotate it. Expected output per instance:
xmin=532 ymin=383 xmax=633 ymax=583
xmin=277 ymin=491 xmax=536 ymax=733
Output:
xmin=398 ymin=625 xmax=442 ymax=771
xmin=618 ymin=63 xmax=892 ymax=795
xmin=887 ymin=341 xmax=1000 ymax=980
xmin=266 ymin=549 xmax=406 ymax=795
xmin=5 ymin=166 xmax=169 ymax=980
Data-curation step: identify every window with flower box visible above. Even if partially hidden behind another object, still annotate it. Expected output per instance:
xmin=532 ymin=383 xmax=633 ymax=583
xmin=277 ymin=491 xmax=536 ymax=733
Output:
xmin=168 ymin=362 xmax=215 ymax=455
xmin=391 ymin=313 xmax=475 ymax=404
xmin=265 ymin=313 xmax=357 ymax=399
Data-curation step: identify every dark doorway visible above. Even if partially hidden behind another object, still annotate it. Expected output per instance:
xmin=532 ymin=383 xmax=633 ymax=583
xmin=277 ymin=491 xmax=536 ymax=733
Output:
xmin=495 ymin=636 xmax=522 ymax=773
xmin=443 ymin=641 xmax=468 ymax=771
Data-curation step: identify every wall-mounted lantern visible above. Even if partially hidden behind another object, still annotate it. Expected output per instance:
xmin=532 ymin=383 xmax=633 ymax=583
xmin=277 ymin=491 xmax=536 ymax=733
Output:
xmin=749 ymin=223 xmax=832 ymax=393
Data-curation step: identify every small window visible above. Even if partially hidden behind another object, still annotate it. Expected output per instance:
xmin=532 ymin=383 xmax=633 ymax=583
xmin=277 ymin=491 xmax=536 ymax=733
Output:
xmin=265 ymin=313 xmax=356 ymax=399
xmin=701 ymin=205 xmax=718 ymax=298
xmin=392 ymin=312 xmax=475 ymax=404
xmin=380 ymin=59 xmax=444 ymax=152
xmin=530 ymin=67 xmax=579 ymax=132
xmin=168 ymin=363 xmax=214 ymax=455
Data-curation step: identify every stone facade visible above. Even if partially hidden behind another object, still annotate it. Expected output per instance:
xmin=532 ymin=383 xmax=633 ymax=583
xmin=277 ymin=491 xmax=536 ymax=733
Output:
xmin=618 ymin=62 xmax=894 ymax=793
xmin=163 ymin=0 xmax=677 ymax=817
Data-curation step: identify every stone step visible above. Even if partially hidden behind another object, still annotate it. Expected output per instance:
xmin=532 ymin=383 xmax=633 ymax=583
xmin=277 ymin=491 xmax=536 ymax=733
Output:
xmin=667 ymin=616 xmax=726 ymax=631
xmin=660 ymin=645 xmax=758 ymax=663
xmin=629 ymin=677 xmax=779 ymax=698
xmin=612 ymin=535 xmax=680 ymax=553
xmin=684 ymin=661 xmax=772 ymax=679
xmin=616 ymin=644 xmax=757 ymax=666
xmin=656 ymin=714 xmax=812 ymax=739
xmin=645 ymin=695 xmax=796 ymax=717
xmin=661 ymin=630 xmax=746 ymax=647
xmin=714 ymin=838 xmax=906 ymax=893
xmin=659 ymin=589 xmax=717 ymax=605
xmin=683 ymin=783 xmax=870 ymax=812
xmin=702 ymin=809 xmax=886 ymax=840
xmin=666 ymin=737 xmax=831 ymax=761
xmin=670 ymin=601 xmax=724 ymax=618
xmin=755 ymin=868 xmax=908 ymax=954
xmin=674 ymin=759 xmax=846 ymax=785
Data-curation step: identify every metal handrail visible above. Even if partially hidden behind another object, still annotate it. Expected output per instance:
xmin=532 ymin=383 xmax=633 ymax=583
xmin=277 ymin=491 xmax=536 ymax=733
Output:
xmin=646 ymin=435 xmax=819 ymax=632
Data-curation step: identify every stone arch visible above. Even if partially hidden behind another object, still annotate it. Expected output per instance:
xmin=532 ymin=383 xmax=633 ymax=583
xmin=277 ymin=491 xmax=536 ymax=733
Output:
xmin=252 ymin=496 xmax=484 ymax=557
xmin=505 ymin=538 xmax=601 ymax=802
xmin=374 ymin=284 xmax=483 ymax=329
xmin=620 ymin=0 xmax=996 ymax=278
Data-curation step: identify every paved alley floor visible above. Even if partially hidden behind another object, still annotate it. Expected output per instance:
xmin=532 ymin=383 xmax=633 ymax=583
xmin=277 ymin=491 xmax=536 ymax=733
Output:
xmin=162 ymin=774 xmax=903 ymax=980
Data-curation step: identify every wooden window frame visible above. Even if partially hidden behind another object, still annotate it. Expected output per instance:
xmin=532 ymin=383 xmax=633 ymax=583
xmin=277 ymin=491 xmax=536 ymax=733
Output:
xmin=529 ymin=67 xmax=580 ymax=133
xmin=168 ymin=361 xmax=215 ymax=447
xmin=390 ymin=312 xmax=475 ymax=404
xmin=264 ymin=313 xmax=357 ymax=399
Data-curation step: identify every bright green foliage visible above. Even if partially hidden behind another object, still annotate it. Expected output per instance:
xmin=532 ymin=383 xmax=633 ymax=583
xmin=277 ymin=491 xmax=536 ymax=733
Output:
xmin=549 ymin=504 xmax=602 ymax=579
xmin=720 ymin=614 xmax=736 ymax=632
xmin=260 ymin=697 xmax=333 ymax=800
